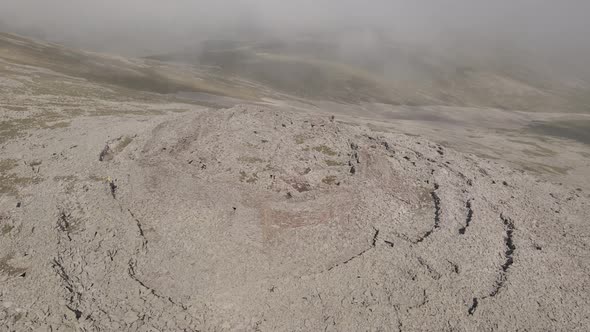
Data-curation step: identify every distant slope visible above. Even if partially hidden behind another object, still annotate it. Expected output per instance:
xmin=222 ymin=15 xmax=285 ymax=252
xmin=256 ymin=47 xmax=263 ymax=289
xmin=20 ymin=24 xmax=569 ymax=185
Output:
xmin=0 ymin=32 xmax=260 ymax=100
xmin=149 ymin=37 xmax=590 ymax=112
xmin=2 ymin=31 xmax=589 ymax=113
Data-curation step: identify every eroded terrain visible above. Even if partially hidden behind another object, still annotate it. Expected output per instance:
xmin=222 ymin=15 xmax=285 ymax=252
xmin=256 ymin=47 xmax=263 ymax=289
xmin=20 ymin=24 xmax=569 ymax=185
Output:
xmin=1 ymin=105 xmax=589 ymax=331
xmin=1 ymin=32 xmax=590 ymax=331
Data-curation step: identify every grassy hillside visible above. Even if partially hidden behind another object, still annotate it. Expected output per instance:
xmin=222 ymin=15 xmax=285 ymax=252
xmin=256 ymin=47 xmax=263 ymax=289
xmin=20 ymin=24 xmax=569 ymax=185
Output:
xmin=150 ymin=37 xmax=590 ymax=112
xmin=0 ymin=32 xmax=260 ymax=100
xmin=1 ymin=31 xmax=589 ymax=113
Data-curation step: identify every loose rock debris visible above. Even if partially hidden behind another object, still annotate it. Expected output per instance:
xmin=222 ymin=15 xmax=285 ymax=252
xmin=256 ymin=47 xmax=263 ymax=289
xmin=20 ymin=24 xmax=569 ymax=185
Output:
xmin=1 ymin=106 xmax=589 ymax=331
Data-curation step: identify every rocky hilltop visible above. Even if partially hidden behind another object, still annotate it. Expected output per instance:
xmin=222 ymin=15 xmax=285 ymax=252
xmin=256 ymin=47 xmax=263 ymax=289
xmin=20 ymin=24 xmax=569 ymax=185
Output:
xmin=1 ymin=105 xmax=589 ymax=331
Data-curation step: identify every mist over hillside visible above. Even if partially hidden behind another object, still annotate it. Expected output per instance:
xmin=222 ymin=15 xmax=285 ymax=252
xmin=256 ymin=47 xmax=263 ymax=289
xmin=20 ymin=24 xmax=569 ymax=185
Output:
xmin=2 ymin=2 xmax=590 ymax=331
xmin=1 ymin=0 xmax=590 ymax=71
xmin=2 ymin=0 xmax=590 ymax=117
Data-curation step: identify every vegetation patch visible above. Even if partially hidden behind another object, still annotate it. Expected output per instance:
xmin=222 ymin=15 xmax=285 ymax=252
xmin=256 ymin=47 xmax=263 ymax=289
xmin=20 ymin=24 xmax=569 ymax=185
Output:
xmin=88 ymin=174 xmax=107 ymax=182
xmin=115 ymin=136 xmax=134 ymax=153
xmin=239 ymin=171 xmax=258 ymax=183
xmin=0 ymin=113 xmax=70 ymax=143
xmin=294 ymin=134 xmax=307 ymax=144
xmin=2 ymin=106 xmax=27 ymax=112
xmin=53 ymin=175 xmax=78 ymax=182
xmin=325 ymin=159 xmax=344 ymax=166
xmin=0 ymin=174 xmax=42 ymax=196
xmin=238 ymin=156 xmax=265 ymax=164
xmin=507 ymin=138 xmax=557 ymax=157
xmin=520 ymin=162 xmax=570 ymax=175
xmin=291 ymin=181 xmax=311 ymax=192
xmin=527 ymin=120 xmax=590 ymax=145
xmin=1 ymin=224 xmax=14 ymax=236
xmin=313 ymin=145 xmax=337 ymax=156
xmin=322 ymin=175 xmax=338 ymax=185
xmin=0 ymin=254 xmax=27 ymax=277
xmin=0 ymin=159 xmax=18 ymax=174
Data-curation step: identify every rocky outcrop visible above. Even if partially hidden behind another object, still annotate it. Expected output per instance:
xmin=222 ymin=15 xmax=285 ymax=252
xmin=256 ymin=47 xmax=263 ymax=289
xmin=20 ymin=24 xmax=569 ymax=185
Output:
xmin=1 ymin=105 xmax=589 ymax=331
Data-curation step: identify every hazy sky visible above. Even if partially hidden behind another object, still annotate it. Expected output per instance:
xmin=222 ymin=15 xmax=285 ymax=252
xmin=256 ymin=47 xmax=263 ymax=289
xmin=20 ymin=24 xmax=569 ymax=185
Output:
xmin=1 ymin=0 xmax=589 ymax=62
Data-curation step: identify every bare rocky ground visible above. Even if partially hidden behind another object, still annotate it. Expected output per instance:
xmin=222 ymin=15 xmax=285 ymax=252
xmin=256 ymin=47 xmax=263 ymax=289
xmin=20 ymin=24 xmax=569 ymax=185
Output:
xmin=1 ymin=33 xmax=590 ymax=331
xmin=260 ymin=99 xmax=590 ymax=191
xmin=1 ymin=103 xmax=589 ymax=331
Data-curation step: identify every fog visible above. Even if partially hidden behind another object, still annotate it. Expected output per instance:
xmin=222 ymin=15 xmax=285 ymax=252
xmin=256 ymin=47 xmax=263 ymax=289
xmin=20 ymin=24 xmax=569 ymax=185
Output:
xmin=1 ymin=0 xmax=589 ymax=73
